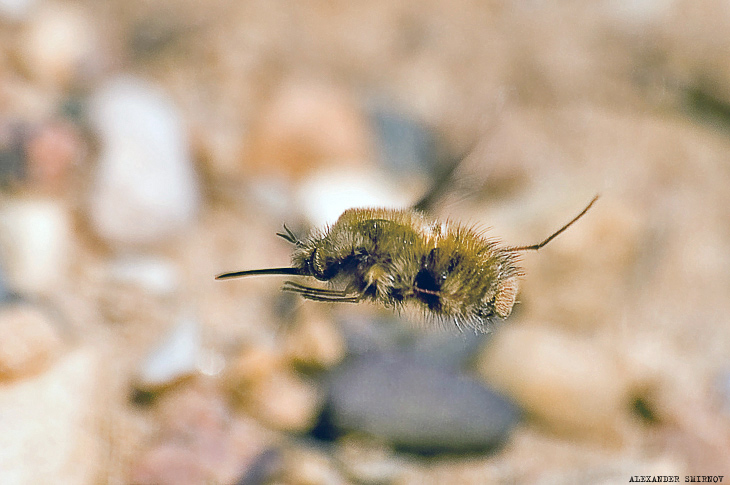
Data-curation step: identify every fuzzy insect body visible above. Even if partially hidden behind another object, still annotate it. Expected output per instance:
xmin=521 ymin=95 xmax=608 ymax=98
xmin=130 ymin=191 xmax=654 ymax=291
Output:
xmin=289 ymin=208 xmax=520 ymax=329
xmin=216 ymin=197 xmax=597 ymax=332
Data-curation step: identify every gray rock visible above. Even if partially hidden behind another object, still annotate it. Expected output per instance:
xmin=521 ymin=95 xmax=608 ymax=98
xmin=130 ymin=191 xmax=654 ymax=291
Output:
xmin=407 ymin=329 xmax=490 ymax=370
xmin=326 ymin=352 xmax=520 ymax=453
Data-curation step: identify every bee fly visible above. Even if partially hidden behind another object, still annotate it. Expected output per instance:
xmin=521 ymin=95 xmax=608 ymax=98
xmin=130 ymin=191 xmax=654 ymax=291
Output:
xmin=216 ymin=196 xmax=598 ymax=331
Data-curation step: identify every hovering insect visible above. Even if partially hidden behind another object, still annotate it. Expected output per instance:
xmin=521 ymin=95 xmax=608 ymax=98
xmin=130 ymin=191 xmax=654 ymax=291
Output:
xmin=216 ymin=195 xmax=598 ymax=331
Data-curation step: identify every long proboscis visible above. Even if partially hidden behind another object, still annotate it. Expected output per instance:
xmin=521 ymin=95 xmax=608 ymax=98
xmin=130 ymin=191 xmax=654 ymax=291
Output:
xmin=215 ymin=267 xmax=302 ymax=280
xmin=507 ymin=195 xmax=599 ymax=252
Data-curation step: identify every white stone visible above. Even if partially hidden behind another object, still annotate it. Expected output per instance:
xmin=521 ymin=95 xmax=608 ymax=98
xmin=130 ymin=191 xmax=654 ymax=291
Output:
xmin=106 ymin=255 xmax=179 ymax=295
xmin=295 ymin=166 xmax=416 ymax=227
xmin=0 ymin=303 xmax=64 ymax=381
xmin=88 ymin=76 xmax=200 ymax=248
xmin=0 ymin=0 xmax=36 ymax=22
xmin=18 ymin=3 xmax=99 ymax=87
xmin=0 ymin=347 xmax=104 ymax=484
xmin=0 ymin=197 xmax=71 ymax=294
xmin=137 ymin=315 xmax=201 ymax=389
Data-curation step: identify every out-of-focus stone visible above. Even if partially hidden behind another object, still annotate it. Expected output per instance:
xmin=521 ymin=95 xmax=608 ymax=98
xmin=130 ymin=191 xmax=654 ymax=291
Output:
xmin=0 ymin=346 xmax=104 ymax=484
xmin=0 ymin=0 xmax=36 ymax=22
xmin=233 ymin=448 xmax=283 ymax=485
xmin=369 ymin=107 xmax=439 ymax=175
xmin=0 ymin=261 xmax=10 ymax=302
xmin=295 ymin=166 xmax=416 ymax=227
xmin=0 ymin=121 xmax=27 ymax=189
xmin=131 ymin=382 xmax=272 ymax=485
xmin=105 ymin=255 xmax=179 ymax=296
xmin=518 ymin=194 xmax=643 ymax=331
xmin=397 ymin=456 xmax=501 ymax=485
xmin=284 ymin=305 xmax=346 ymax=370
xmin=26 ymin=120 xmax=84 ymax=194
xmin=651 ymin=0 xmax=730 ymax=107
xmin=280 ymin=446 xmax=346 ymax=485
xmin=227 ymin=347 xmax=322 ymax=432
xmin=0 ymin=302 xmax=64 ymax=381
xmin=88 ymin=76 xmax=200 ymax=249
xmin=327 ymin=352 xmax=520 ymax=453
xmin=244 ymin=80 xmax=374 ymax=179
xmin=335 ymin=435 xmax=408 ymax=484
xmin=136 ymin=315 xmax=201 ymax=390
xmin=17 ymin=3 xmax=101 ymax=88
xmin=0 ymin=197 xmax=71 ymax=294
xmin=477 ymin=324 xmax=634 ymax=441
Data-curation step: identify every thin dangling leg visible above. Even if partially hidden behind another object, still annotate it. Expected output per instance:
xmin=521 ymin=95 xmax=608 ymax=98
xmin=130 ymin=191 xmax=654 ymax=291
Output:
xmin=282 ymin=281 xmax=361 ymax=303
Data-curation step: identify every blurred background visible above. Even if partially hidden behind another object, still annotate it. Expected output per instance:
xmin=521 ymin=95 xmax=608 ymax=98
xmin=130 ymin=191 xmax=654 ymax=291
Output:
xmin=1 ymin=0 xmax=730 ymax=483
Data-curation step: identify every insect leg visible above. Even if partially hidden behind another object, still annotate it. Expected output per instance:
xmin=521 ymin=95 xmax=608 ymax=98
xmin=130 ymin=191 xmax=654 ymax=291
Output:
xmin=282 ymin=281 xmax=361 ymax=303
xmin=282 ymin=281 xmax=349 ymax=295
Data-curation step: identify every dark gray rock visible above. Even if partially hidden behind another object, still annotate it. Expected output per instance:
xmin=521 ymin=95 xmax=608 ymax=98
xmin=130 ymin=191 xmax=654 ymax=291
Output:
xmin=326 ymin=352 xmax=520 ymax=454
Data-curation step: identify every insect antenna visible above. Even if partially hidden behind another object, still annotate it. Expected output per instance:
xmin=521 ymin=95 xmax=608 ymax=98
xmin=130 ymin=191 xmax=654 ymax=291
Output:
xmin=506 ymin=195 xmax=599 ymax=252
xmin=215 ymin=267 xmax=302 ymax=280
xmin=276 ymin=224 xmax=304 ymax=246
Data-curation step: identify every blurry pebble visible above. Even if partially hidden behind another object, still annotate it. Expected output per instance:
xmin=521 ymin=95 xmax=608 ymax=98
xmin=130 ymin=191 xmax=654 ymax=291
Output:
xmin=245 ymin=80 xmax=373 ymax=179
xmin=137 ymin=314 xmax=200 ymax=390
xmin=234 ymin=448 xmax=283 ymax=485
xmin=650 ymin=423 xmax=730 ymax=472
xmin=106 ymin=255 xmax=179 ymax=296
xmin=337 ymin=314 xmax=414 ymax=356
xmin=477 ymin=324 xmax=634 ymax=441
xmin=715 ymin=369 xmax=730 ymax=416
xmin=0 ymin=0 xmax=36 ymax=22
xmin=280 ymin=446 xmax=346 ymax=485
xmin=132 ymin=383 xmax=271 ymax=485
xmin=518 ymin=195 xmax=643 ymax=332
xmin=0 ymin=302 xmax=64 ymax=381
xmin=0 ymin=121 xmax=27 ymax=188
xmin=88 ymin=76 xmax=200 ymax=249
xmin=327 ymin=352 xmax=520 ymax=453
xmin=0 ymin=197 xmax=71 ymax=294
xmin=131 ymin=444 xmax=212 ymax=485
xmin=335 ymin=435 xmax=407 ymax=484
xmin=17 ymin=3 xmax=100 ymax=88
xmin=0 ymin=346 xmax=104 ymax=483
xmin=284 ymin=305 xmax=346 ymax=370
xmin=654 ymin=1 xmax=730 ymax=107
xmin=370 ymin=107 xmax=439 ymax=175
xmin=250 ymin=370 xmax=322 ymax=432
xmin=408 ymin=329 xmax=489 ymax=370
xmin=397 ymin=456 xmax=502 ymax=485
xmin=227 ymin=347 xmax=323 ymax=432
xmin=296 ymin=166 xmax=416 ymax=227
xmin=0 ymin=259 xmax=12 ymax=302
xmin=26 ymin=120 xmax=84 ymax=193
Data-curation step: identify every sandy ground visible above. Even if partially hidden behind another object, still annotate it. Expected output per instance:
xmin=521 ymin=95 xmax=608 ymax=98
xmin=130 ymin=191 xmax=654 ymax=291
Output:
xmin=1 ymin=1 xmax=730 ymax=483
